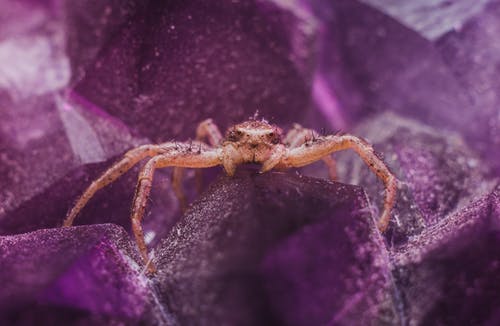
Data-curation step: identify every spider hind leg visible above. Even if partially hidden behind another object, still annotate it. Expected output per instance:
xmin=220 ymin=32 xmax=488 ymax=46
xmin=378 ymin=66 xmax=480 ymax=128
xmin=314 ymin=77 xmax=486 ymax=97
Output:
xmin=171 ymin=119 xmax=223 ymax=211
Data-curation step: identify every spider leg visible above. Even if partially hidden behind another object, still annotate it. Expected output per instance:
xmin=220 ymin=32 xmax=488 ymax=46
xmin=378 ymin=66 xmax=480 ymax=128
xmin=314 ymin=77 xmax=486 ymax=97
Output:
xmin=172 ymin=119 xmax=223 ymax=209
xmin=284 ymin=123 xmax=337 ymax=180
xmin=282 ymin=135 xmax=397 ymax=232
xmin=261 ymin=144 xmax=287 ymax=173
xmin=195 ymin=119 xmax=223 ymax=192
xmin=171 ymin=166 xmax=188 ymax=212
xmin=195 ymin=118 xmax=224 ymax=145
xmin=131 ymin=149 xmax=222 ymax=273
xmin=63 ymin=145 xmax=162 ymax=227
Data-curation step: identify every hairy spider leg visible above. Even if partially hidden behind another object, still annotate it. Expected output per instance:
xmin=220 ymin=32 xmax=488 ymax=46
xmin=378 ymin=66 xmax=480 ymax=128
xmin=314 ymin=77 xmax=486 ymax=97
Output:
xmin=63 ymin=141 xmax=193 ymax=226
xmin=63 ymin=145 xmax=164 ymax=227
xmin=171 ymin=166 xmax=188 ymax=211
xmin=171 ymin=119 xmax=223 ymax=211
xmin=284 ymin=124 xmax=337 ymax=180
xmin=282 ymin=134 xmax=397 ymax=232
xmin=132 ymin=149 xmax=221 ymax=273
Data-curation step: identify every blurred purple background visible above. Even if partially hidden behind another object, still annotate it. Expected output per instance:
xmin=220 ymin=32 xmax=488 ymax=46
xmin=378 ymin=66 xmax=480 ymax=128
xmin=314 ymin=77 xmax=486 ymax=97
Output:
xmin=0 ymin=0 xmax=499 ymax=325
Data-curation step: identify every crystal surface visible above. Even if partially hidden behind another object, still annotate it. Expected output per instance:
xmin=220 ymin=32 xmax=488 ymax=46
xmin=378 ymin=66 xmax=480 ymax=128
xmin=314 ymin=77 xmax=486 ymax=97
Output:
xmin=1 ymin=0 xmax=499 ymax=324
xmin=0 ymin=224 xmax=175 ymax=324
xmin=155 ymin=171 xmax=397 ymax=325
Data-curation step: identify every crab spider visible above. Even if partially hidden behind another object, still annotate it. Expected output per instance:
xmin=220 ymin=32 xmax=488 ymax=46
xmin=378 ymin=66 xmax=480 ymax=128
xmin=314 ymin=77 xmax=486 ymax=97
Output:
xmin=63 ymin=118 xmax=397 ymax=274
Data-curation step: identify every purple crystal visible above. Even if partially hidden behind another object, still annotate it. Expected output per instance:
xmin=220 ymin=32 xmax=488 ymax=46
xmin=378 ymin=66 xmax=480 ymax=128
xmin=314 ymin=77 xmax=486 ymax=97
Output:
xmin=393 ymin=186 xmax=500 ymax=324
xmin=361 ymin=0 xmax=492 ymax=41
xmin=435 ymin=1 xmax=500 ymax=175
xmin=309 ymin=0 xmax=500 ymax=174
xmin=1 ymin=0 xmax=500 ymax=324
xmin=336 ymin=112 xmax=494 ymax=245
xmin=155 ymin=170 xmax=397 ymax=325
xmin=0 ymin=224 xmax=174 ymax=324
xmin=69 ymin=1 xmax=315 ymax=142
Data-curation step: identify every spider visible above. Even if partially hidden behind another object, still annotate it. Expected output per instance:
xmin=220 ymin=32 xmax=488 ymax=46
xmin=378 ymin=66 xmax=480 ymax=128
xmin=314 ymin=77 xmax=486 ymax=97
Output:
xmin=63 ymin=118 xmax=397 ymax=274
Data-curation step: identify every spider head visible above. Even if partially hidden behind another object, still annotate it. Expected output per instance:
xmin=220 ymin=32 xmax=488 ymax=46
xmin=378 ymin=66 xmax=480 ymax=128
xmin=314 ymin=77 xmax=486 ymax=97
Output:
xmin=226 ymin=120 xmax=283 ymax=146
xmin=225 ymin=120 xmax=283 ymax=163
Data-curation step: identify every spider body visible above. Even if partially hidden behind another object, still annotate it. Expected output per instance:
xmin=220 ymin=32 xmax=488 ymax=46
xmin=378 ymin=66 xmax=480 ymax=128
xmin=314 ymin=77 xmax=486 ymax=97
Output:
xmin=222 ymin=120 xmax=284 ymax=173
xmin=64 ymin=118 xmax=397 ymax=274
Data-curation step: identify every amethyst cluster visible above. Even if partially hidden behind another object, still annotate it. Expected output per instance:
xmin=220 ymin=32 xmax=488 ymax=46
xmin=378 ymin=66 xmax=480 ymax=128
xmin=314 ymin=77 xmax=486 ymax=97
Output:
xmin=1 ymin=0 xmax=499 ymax=325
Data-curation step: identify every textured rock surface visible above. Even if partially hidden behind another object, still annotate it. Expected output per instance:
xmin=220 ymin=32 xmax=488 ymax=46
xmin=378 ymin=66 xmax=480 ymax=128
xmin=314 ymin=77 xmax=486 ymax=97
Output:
xmin=435 ymin=0 xmax=500 ymax=175
xmin=0 ymin=224 xmax=175 ymax=325
xmin=69 ymin=0 xmax=315 ymax=142
xmin=337 ymin=113 xmax=494 ymax=246
xmin=1 ymin=0 xmax=500 ymax=325
xmin=392 ymin=186 xmax=500 ymax=325
xmin=361 ymin=0 xmax=491 ymax=40
xmin=310 ymin=0 xmax=500 ymax=174
xmin=155 ymin=170 xmax=397 ymax=325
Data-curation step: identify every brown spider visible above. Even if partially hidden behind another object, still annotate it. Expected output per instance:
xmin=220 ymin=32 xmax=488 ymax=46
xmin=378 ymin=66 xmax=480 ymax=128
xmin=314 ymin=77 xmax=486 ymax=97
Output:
xmin=63 ymin=119 xmax=397 ymax=274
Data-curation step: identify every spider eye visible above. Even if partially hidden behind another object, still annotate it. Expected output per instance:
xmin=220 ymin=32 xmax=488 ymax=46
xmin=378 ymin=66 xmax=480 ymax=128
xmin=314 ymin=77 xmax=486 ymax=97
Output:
xmin=268 ymin=132 xmax=281 ymax=144
xmin=227 ymin=129 xmax=242 ymax=142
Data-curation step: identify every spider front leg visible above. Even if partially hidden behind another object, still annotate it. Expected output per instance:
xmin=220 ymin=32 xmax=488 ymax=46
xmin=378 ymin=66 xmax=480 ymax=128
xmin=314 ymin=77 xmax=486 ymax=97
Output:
xmin=282 ymin=135 xmax=397 ymax=232
xmin=63 ymin=145 xmax=162 ymax=227
xmin=131 ymin=149 xmax=222 ymax=274
xmin=171 ymin=119 xmax=223 ymax=211
xmin=284 ymin=124 xmax=337 ymax=180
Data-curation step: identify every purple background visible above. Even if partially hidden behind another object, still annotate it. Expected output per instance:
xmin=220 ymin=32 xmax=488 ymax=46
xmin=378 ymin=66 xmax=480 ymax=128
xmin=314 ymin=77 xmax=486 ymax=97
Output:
xmin=0 ymin=0 xmax=499 ymax=325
